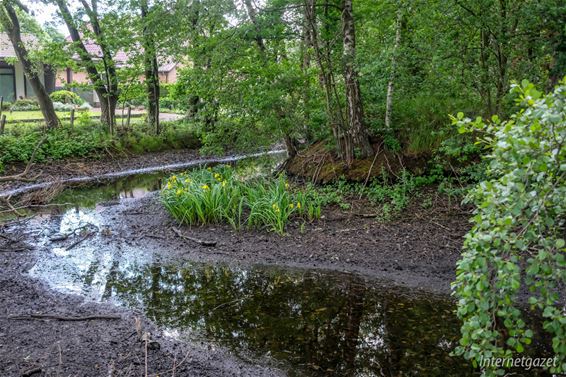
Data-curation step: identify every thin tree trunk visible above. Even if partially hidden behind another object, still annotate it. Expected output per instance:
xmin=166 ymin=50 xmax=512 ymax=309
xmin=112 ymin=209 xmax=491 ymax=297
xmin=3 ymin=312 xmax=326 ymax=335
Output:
xmin=385 ymin=7 xmax=402 ymax=131
xmin=140 ymin=0 xmax=160 ymax=134
xmin=100 ymin=95 xmax=118 ymax=133
xmin=305 ymin=0 xmax=348 ymax=160
xmin=342 ymin=0 xmax=372 ymax=162
xmin=55 ymin=0 xmax=118 ymax=132
xmin=0 ymin=2 xmax=60 ymax=129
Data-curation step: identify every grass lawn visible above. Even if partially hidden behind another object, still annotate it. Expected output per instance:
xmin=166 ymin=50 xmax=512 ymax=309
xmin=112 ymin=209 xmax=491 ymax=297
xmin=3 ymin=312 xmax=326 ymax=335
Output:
xmin=3 ymin=110 xmax=94 ymax=122
xmin=2 ymin=110 xmax=150 ymax=122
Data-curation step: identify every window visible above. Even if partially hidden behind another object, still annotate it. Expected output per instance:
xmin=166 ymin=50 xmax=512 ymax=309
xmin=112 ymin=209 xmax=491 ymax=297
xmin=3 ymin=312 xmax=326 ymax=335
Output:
xmin=0 ymin=65 xmax=16 ymax=102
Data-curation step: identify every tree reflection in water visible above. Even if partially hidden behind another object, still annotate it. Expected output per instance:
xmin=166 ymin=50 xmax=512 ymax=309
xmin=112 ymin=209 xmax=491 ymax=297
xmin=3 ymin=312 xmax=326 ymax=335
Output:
xmin=94 ymin=262 xmax=473 ymax=376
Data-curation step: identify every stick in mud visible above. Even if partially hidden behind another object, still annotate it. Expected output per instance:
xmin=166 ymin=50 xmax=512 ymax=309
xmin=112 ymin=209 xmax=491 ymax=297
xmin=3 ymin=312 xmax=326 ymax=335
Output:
xmin=172 ymin=228 xmax=217 ymax=247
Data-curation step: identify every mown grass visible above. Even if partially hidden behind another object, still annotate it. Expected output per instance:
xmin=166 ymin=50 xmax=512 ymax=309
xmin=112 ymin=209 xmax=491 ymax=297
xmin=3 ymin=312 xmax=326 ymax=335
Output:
xmin=161 ymin=166 xmax=322 ymax=234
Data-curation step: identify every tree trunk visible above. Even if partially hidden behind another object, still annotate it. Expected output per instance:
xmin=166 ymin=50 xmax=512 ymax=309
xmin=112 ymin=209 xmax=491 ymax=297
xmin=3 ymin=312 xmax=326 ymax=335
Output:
xmin=305 ymin=0 xmax=348 ymax=160
xmin=100 ymin=94 xmax=118 ymax=133
xmin=141 ymin=0 xmax=160 ymax=134
xmin=56 ymin=0 xmax=118 ymax=132
xmin=0 ymin=2 xmax=60 ymax=129
xmin=342 ymin=0 xmax=372 ymax=162
xmin=385 ymin=7 xmax=402 ymax=131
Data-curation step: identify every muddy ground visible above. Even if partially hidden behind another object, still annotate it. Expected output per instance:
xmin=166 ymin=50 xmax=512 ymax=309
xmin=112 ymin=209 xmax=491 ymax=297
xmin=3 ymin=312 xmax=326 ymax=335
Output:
xmin=0 ymin=150 xmax=475 ymax=376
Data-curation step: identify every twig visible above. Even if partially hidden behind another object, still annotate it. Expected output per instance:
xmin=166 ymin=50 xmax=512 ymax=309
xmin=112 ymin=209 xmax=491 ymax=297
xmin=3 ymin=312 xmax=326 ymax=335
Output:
xmin=148 ymin=352 xmax=190 ymax=377
xmin=7 ymin=314 xmax=122 ymax=321
xmin=2 ymin=196 xmax=25 ymax=217
xmin=65 ymin=231 xmax=95 ymax=251
xmin=21 ymin=367 xmax=42 ymax=377
xmin=172 ymin=228 xmax=216 ymax=247
xmin=359 ymin=142 xmax=383 ymax=199
xmin=143 ymin=332 xmax=149 ymax=377
xmin=57 ymin=342 xmax=62 ymax=377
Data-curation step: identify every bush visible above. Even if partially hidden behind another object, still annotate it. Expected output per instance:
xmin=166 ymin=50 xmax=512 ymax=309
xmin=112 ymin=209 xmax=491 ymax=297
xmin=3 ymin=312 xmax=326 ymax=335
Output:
xmin=1 ymin=101 xmax=11 ymax=111
xmin=50 ymin=90 xmax=84 ymax=105
xmin=0 ymin=120 xmax=200 ymax=168
xmin=10 ymin=98 xmax=39 ymax=111
xmin=452 ymin=79 xmax=566 ymax=376
xmin=161 ymin=166 xmax=321 ymax=234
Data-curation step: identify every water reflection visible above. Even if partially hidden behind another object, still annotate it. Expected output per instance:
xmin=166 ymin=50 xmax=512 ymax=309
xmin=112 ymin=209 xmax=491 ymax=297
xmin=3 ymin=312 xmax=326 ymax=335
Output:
xmin=30 ymin=241 xmax=475 ymax=376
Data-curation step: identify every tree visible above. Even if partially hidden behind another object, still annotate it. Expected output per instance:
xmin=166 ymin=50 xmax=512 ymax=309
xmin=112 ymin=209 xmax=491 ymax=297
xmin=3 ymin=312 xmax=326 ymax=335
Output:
xmin=139 ymin=0 xmax=160 ymax=134
xmin=341 ymin=0 xmax=372 ymax=161
xmin=53 ymin=0 xmax=120 ymax=132
xmin=0 ymin=0 xmax=60 ymax=128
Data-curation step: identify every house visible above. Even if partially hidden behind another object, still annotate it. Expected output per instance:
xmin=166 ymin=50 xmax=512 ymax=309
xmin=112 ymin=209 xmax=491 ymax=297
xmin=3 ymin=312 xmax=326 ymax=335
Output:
xmin=55 ymin=35 xmax=182 ymax=106
xmin=158 ymin=62 xmax=179 ymax=84
xmin=0 ymin=32 xmax=55 ymax=103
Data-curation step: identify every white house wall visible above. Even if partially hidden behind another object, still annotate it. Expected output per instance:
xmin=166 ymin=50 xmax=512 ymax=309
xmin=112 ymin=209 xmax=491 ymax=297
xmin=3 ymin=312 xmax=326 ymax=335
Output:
xmin=14 ymin=62 xmax=25 ymax=99
xmin=14 ymin=62 xmax=45 ymax=99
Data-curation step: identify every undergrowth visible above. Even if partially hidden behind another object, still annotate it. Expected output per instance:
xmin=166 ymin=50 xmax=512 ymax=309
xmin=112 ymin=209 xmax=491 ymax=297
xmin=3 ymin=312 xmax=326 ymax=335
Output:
xmin=0 ymin=120 xmax=199 ymax=173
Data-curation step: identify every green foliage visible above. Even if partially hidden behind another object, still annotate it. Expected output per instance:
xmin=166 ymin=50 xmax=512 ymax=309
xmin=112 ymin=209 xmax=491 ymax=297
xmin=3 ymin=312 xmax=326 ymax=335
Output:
xmin=161 ymin=166 xmax=321 ymax=234
xmin=0 ymin=120 xmax=200 ymax=168
xmin=49 ymin=90 xmax=84 ymax=105
xmin=10 ymin=98 xmax=39 ymax=111
xmin=452 ymin=80 xmax=566 ymax=376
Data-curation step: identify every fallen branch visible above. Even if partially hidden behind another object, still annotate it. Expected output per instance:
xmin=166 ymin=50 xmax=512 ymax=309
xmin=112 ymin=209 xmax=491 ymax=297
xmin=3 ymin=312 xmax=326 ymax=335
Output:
xmin=7 ymin=314 xmax=122 ymax=321
xmin=172 ymin=228 xmax=216 ymax=247
xmin=65 ymin=231 xmax=95 ymax=251
xmin=21 ymin=366 xmax=42 ymax=377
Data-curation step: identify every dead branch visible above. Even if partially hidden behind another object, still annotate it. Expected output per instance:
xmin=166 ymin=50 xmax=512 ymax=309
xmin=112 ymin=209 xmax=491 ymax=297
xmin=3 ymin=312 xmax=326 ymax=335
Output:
xmin=7 ymin=314 xmax=122 ymax=321
xmin=21 ymin=367 xmax=42 ymax=377
xmin=172 ymin=228 xmax=216 ymax=247
xmin=65 ymin=231 xmax=95 ymax=251
xmin=0 ymin=134 xmax=47 ymax=182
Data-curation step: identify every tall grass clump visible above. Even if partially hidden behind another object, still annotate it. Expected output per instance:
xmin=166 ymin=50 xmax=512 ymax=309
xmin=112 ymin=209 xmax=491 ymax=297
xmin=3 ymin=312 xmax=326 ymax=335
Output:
xmin=161 ymin=165 xmax=321 ymax=234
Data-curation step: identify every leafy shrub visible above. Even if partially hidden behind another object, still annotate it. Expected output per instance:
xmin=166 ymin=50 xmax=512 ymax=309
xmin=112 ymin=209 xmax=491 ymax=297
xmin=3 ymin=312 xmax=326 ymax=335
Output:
xmin=49 ymin=90 xmax=84 ymax=105
xmin=1 ymin=101 xmax=11 ymax=111
xmin=10 ymin=98 xmax=39 ymax=111
xmin=452 ymin=80 xmax=566 ymax=375
xmin=161 ymin=166 xmax=321 ymax=234
xmin=0 ymin=120 xmax=200 ymax=167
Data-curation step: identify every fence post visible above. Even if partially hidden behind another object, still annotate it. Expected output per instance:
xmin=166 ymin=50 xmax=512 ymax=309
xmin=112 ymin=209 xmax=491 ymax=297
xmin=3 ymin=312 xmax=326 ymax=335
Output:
xmin=0 ymin=96 xmax=3 ymax=120
xmin=0 ymin=115 xmax=6 ymax=135
xmin=126 ymin=106 xmax=132 ymax=129
xmin=70 ymin=109 xmax=75 ymax=128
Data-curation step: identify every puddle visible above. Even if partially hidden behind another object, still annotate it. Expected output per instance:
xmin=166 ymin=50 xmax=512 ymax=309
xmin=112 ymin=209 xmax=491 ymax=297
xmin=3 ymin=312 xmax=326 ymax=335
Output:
xmin=29 ymin=234 xmax=472 ymax=375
